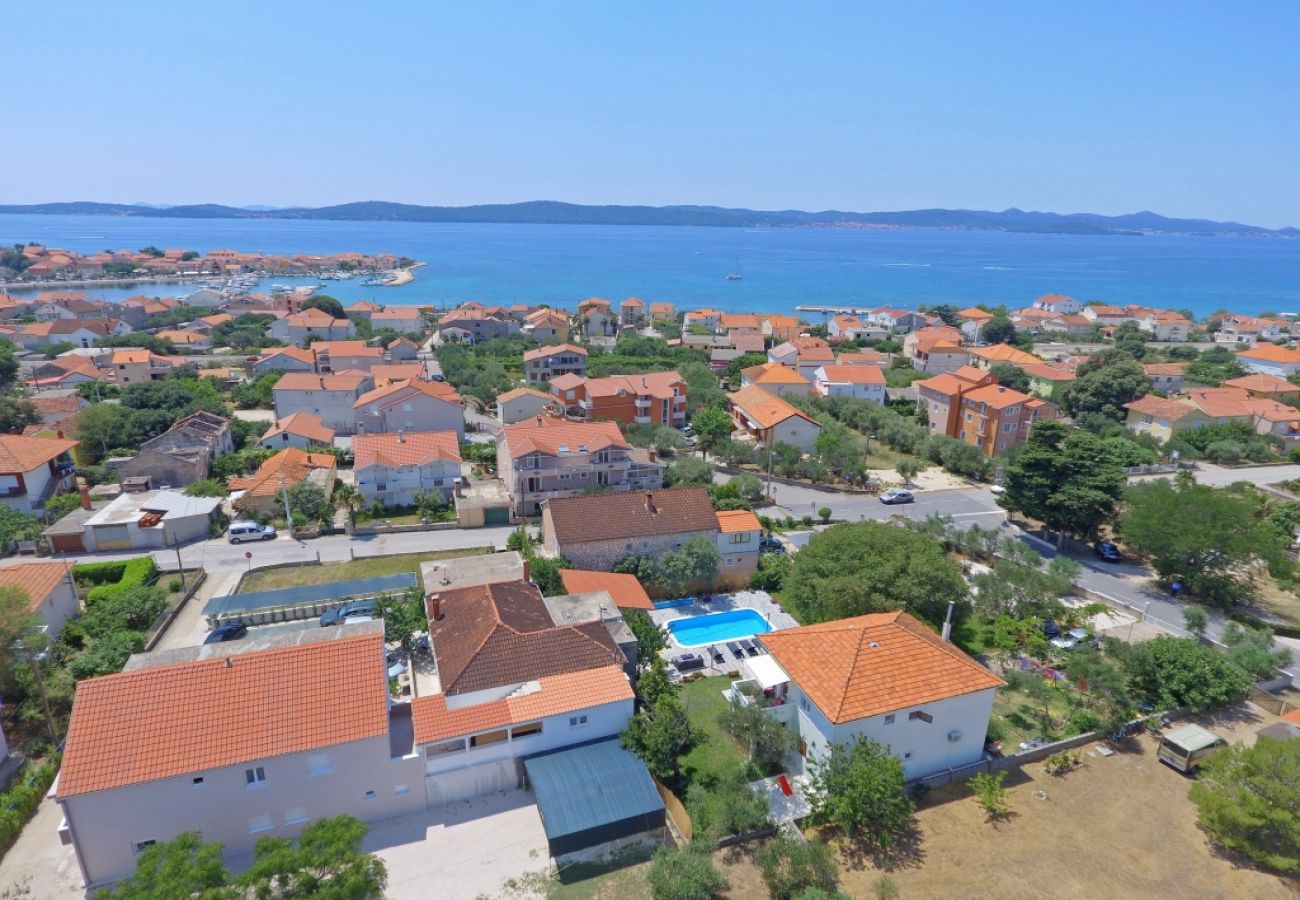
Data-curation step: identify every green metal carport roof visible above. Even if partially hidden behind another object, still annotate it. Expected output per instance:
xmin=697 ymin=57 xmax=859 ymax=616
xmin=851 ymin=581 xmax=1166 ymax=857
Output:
xmin=525 ymin=739 xmax=664 ymax=854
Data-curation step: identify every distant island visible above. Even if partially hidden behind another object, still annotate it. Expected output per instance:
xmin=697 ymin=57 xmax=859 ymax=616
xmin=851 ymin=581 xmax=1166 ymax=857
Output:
xmin=0 ymin=200 xmax=1295 ymax=237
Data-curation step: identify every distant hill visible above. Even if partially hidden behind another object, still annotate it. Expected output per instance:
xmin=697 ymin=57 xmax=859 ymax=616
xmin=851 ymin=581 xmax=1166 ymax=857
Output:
xmin=0 ymin=200 xmax=1294 ymax=237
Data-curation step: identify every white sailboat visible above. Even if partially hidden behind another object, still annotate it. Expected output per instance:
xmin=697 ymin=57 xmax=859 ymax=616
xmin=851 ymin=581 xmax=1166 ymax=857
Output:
xmin=725 ymin=256 xmax=743 ymax=280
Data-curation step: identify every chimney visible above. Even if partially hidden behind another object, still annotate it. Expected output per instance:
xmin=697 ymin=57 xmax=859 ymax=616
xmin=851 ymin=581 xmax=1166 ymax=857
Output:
xmin=78 ymin=479 xmax=92 ymax=511
xmin=398 ymin=430 xmax=405 ymax=443
xmin=536 ymin=416 xmax=543 ymax=427
xmin=941 ymin=601 xmax=956 ymax=642
xmin=648 ymin=449 xmax=657 ymax=463
xmin=428 ymin=592 xmax=444 ymax=621
xmin=645 ymin=491 xmax=656 ymax=514
xmin=522 ymin=559 xmax=532 ymax=584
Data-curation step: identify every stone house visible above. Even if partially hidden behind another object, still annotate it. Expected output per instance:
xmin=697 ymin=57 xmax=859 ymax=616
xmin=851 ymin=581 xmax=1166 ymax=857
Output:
xmin=542 ymin=487 xmax=719 ymax=572
xmin=117 ymin=411 xmax=233 ymax=488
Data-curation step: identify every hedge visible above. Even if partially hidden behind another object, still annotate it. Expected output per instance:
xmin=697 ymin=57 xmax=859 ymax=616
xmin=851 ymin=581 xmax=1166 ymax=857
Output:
xmin=0 ymin=757 xmax=59 ymax=857
xmin=72 ymin=559 xmax=130 ymax=586
xmin=80 ymin=558 xmax=158 ymax=606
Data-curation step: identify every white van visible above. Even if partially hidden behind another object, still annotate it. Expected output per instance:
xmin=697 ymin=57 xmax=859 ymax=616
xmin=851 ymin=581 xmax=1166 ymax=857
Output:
xmin=228 ymin=521 xmax=277 ymax=544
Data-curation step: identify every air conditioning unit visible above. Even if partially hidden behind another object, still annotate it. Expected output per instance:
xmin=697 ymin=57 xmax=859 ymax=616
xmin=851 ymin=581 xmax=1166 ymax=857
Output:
xmin=947 ymin=730 xmax=962 ymax=743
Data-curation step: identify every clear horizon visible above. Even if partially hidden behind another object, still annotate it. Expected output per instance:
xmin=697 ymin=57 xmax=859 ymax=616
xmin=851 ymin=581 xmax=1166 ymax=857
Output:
xmin=15 ymin=2 xmax=1300 ymax=228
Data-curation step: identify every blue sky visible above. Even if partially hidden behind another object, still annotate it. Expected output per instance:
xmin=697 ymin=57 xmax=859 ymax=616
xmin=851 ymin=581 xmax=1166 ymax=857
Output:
xmin=13 ymin=2 xmax=1300 ymax=226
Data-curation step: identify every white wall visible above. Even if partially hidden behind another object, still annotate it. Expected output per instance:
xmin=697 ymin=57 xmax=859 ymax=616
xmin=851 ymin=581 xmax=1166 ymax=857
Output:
xmin=61 ymin=735 xmax=425 ymax=887
xmin=32 ymin=577 xmax=79 ymax=634
xmin=771 ymin=417 xmax=821 ymax=452
xmin=356 ymin=460 xmax=460 ymax=506
xmin=819 ymin=381 xmax=886 ymax=403
xmin=274 ymin=390 xmax=360 ymax=435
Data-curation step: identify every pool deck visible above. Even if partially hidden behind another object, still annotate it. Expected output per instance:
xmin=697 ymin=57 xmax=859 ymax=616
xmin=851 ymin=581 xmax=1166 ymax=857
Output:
xmin=650 ymin=590 xmax=799 ymax=674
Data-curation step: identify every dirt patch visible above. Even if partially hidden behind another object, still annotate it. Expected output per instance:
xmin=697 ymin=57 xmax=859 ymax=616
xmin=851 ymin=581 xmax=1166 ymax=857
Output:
xmin=723 ymin=706 xmax=1297 ymax=900
xmin=1247 ymin=576 xmax=1300 ymax=628
xmin=867 ymin=466 xmax=973 ymax=492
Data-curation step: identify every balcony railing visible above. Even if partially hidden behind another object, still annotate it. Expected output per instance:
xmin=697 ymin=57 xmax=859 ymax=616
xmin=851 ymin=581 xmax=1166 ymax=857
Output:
xmin=634 ymin=397 xmax=652 ymax=409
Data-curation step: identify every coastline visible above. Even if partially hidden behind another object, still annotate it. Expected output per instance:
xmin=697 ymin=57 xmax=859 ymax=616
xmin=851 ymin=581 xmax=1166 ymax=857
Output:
xmin=379 ymin=261 xmax=425 ymax=287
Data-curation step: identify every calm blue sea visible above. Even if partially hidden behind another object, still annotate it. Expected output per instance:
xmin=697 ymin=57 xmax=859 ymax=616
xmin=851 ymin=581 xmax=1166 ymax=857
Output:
xmin=2 ymin=213 xmax=1299 ymax=319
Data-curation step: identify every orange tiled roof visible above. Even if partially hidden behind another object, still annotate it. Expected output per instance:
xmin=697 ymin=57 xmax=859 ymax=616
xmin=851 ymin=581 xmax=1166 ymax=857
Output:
xmin=0 ymin=435 xmax=77 ymax=473
xmin=497 ymin=386 xmax=553 ymax=404
xmin=31 ymin=395 xmax=82 ymax=416
xmin=353 ymin=377 xmax=461 ymax=408
xmin=1237 ymin=344 xmax=1300 ymax=363
xmin=742 ymin=363 xmax=810 ymax=385
xmin=729 ymin=385 xmax=818 ymax=429
xmin=58 ymin=631 xmax=389 ymax=797
xmin=1143 ymin=363 xmax=1187 ymax=376
xmin=523 ymin=342 xmax=587 ymax=363
xmin=259 ymin=413 xmax=335 ymax=445
xmin=581 ymin=371 xmax=685 ymax=401
xmin=1185 ymin=387 xmax=1255 ymax=419
xmin=1223 ymin=374 xmax=1297 ymax=394
xmin=716 ymin=509 xmax=761 ymax=533
xmin=258 ymin=346 xmax=316 ymax=366
xmin=1124 ymin=395 xmax=1198 ymax=421
xmin=0 ymin=562 xmax=71 ymax=612
xmin=353 ymin=430 xmax=460 ymax=469
xmin=557 ymin=570 xmax=654 ymax=610
xmin=547 ymin=487 xmax=717 ymax=545
xmin=969 ymin=343 xmax=1042 ymax=365
xmin=501 ymin=419 xmax=629 ymax=459
xmin=370 ymin=363 xmax=426 ymax=386
xmin=960 ymin=383 xmax=1034 ymax=410
xmin=274 ymin=372 xmax=370 ymax=393
xmin=759 ymin=611 xmax=1003 ymax=724
xmin=411 ymin=665 xmax=632 ymax=744
xmin=229 ymin=448 xmax=336 ymax=499
xmin=958 ymin=307 xmax=994 ymax=321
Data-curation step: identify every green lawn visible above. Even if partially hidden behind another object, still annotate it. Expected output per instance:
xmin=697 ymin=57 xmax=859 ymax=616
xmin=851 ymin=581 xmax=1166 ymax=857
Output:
xmin=678 ymin=675 xmax=748 ymax=786
xmin=237 ymin=547 xmax=491 ymax=593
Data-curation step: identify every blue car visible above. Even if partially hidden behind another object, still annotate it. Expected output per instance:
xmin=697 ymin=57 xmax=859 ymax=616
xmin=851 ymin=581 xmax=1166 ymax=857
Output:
xmin=1094 ymin=541 xmax=1121 ymax=562
xmin=204 ymin=622 xmax=248 ymax=644
xmin=320 ymin=600 xmax=379 ymax=627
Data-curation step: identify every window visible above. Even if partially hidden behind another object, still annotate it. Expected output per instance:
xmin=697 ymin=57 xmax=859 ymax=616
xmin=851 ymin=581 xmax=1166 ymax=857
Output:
xmin=470 ymin=729 xmax=509 ymax=747
xmin=729 ymin=533 xmax=752 ymax=544
xmin=307 ymin=753 xmax=332 ymax=777
xmin=569 ymin=715 xmax=589 ymax=728
xmin=133 ymin=840 xmax=156 ymax=855
xmin=799 ymin=697 xmax=810 ymax=713
xmin=364 ymin=791 xmax=376 ymax=801
xmin=248 ymin=814 xmax=274 ymax=834
xmin=245 ymin=767 xmax=267 ymax=787
xmin=909 ymin=710 xmax=934 ymax=724
xmin=725 ymin=558 xmax=735 ymax=567
xmin=284 ymin=807 xmax=309 ymax=826
xmin=192 ymin=776 xmax=205 ymax=787
xmin=883 ymin=714 xmax=895 ymax=725
xmin=903 ymin=752 xmax=913 ymax=760
xmin=395 ymin=784 xmax=411 ymax=798
xmin=425 ymin=738 xmax=466 ymax=757
xmin=511 ymin=722 xmax=543 ymax=739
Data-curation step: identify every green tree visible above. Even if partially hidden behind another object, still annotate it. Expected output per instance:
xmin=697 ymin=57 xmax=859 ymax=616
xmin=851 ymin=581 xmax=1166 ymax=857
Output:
xmin=620 ymin=693 xmax=692 ymax=780
xmin=1189 ymin=737 xmax=1300 ymax=873
xmin=655 ymin=537 xmax=722 ymax=596
xmin=749 ymin=552 xmax=792 ymax=592
xmin=300 ymin=294 xmax=345 ymax=319
xmin=719 ymin=694 xmax=797 ymax=772
xmin=0 ymin=505 xmax=40 ymax=551
xmin=981 ymin=315 xmax=1016 ymax=345
xmin=989 ymin=363 xmax=1031 ymax=393
xmin=817 ymin=506 xmax=832 ymax=523
xmin=183 ymin=479 xmax=227 ymax=498
xmin=379 ymin=589 xmax=427 ymax=653
xmin=686 ymin=764 xmax=770 ymax=839
xmin=664 ymin=457 xmax=715 ymax=487
xmin=1109 ymin=635 xmax=1252 ymax=712
xmin=714 ymin=439 xmax=756 ymax=467
xmin=758 ymin=834 xmax=840 ymax=900
xmin=807 ymin=736 xmax=915 ymax=848
xmin=1060 ymin=349 xmax=1149 ymax=421
xmin=969 ymin=546 xmax=1079 ymax=620
xmin=785 ymin=522 xmax=967 ymax=625
xmin=332 ymin=483 xmax=363 ymax=526
xmin=647 ymin=843 xmax=727 ymax=900
xmin=730 ymin=473 xmax=765 ymax=504
xmin=1000 ymin=420 xmax=1126 ymax=543
xmin=691 ymin=405 xmax=734 ymax=451
xmin=235 ymin=814 xmax=387 ymax=898
xmin=98 ymin=831 xmax=232 ymax=899
xmin=1181 ymin=604 xmax=1208 ymax=638
xmin=231 ymin=372 xmax=282 ymax=409
xmin=895 ymin=457 xmax=921 ymax=486
xmin=72 ymin=403 xmax=134 ymax=463
xmin=1119 ymin=477 xmax=1288 ymax=605
xmin=968 ymin=771 xmax=1011 ymax=821
xmin=1222 ymin=623 xmax=1290 ymax=679
xmin=624 ymin=609 xmax=666 ymax=662
xmin=637 ymin=656 xmax=678 ymax=712
xmin=0 ymin=393 xmax=40 ymax=434
xmin=0 ymin=339 xmax=21 ymax=388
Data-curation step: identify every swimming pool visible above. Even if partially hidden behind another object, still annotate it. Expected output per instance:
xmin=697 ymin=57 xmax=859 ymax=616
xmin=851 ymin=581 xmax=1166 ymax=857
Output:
xmin=667 ymin=609 xmax=772 ymax=648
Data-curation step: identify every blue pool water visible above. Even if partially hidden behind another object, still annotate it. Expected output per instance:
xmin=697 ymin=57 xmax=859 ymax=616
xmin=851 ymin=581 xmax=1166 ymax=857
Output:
xmin=668 ymin=609 xmax=772 ymax=648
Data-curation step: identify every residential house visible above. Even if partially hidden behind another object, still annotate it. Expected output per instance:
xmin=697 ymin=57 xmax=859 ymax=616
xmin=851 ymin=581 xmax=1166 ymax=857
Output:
xmin=911 ymin=338 xmax=970 ymax=375
xmin=385 ymin=337 xmax=421 ymax=361
xmin=1237 ymin=344 xmax=1300 ymax=377
xmin=903 ymin=325 xmax=963 ymax=357
xmin=967 ymin=343 xmax=1043 ymax=370
xmin=953 ymin=384 xmax=1057 ymax=457
xmin=1041 ymin=313 xmax=1095 ymax=336
xmin=184 ymin=288 xmax=224 ymax=307
xmin=828 ymin=314 xmax=887 ymax=343
xmin=30 ymin=394 xmax=85 ymax=425
xmin=619 ymin=297 xmax=646 ymax=326
xmin=916 ymin=367 xmax=993 ymax=441
xmin=156 ymin=330 xmax=212 ymax=351
xmin=26 ymin=355 xmax=107 ymax=389
xmin=17 ymin=319 xmax=127 ymax=351
xmin=496 ymin=418 xmax=662 ymax=517
xmin=649 ymin=302 xmax=675 ymax=324
xmin=761 ymin=314 xmax=802 ymax=342
xmin=957 ymin=307 xmax=993 ymax=342
xmin=865 ymin=308 xmax=928 ymax=334
xmin=715 ymin=509 xmax=761 ymax=588
xmin=1032 ymin=293 xmax=1084 ymax=315
xmin=811 ymin=365 xmax=887 ymax=403
xmin=110 ymin=350 xmax=172 ymax=386
xmin=1214 ymin=314 xmax=1278 ymax=346
xmin=683 ymin=308 xmax=724 ymax=333
xmin=353 ymin=379 xmax=464 ymax=439
xmin=1123 ymin=393 xmax=1253 ymax=444
xmin=836 ymin=350 xmax=891 ymax=367
xmin=523 ymin=344 xmax=588 ymax=385
xmin=344 ymin=300 xmax=383 ymax=319
xmin=273 ymin=373 xmax=373 ymax=436
xmin=117 ymin=411 xmax=234 ymax=488
xmin=352 ymin=430 xmax=461 ymax=507
xmin=577 ymin=298 xmax=615 ymax=338
xmin=557 ymin=570 xmax=654 ymax=610
xmin=251 ymin=346 xmax=316 ymax=375
xmin=63 ymin=490 xmax=222 ymax=552
xmin=370 ymin=308 xmax=423 ymax=334
xmin=437 ymin=306 xmax=518 ymax=344
xmin=0 ymin=436 xmax=77 ymax=512
xmin=728 ymin=385 xmax=822 ymax=451
xmin=756 ymin=611 xmax=1002 ymax=779
xmin=542 ymin=487 xmax=719 ymax=572
xmin=1139 ymin=311 xmax=1191 ymax=342
xmin=268 ymin=308 xmax=356 ymax=343
xmin=1080 ymin=305 xmax=1131 ymax=327
xmin=739 ymin=363 xmax=812 ymax=398
xmin=548 ymin=371 xmax=687 ymax=428
xmin=312 ymin=340 xmax=384 ymax=373
xmin=521 ymin=308 xmax=570 ymax=342
xmin=1223 ymin=373 xmax=1300 ymax=403
xmin=230 ymin=448 xmax=337 ymax=517
xmin=370 ymin=363 xmax=426 ymax=387
xmin=496 ymin=387 xmax=556 ymax=425
xmin=198 ymin=313 xmax=235 ymax=332
xmin=258 ymin=413 xmax=336 ymax=450
xmin=0 ymin=561 xmax=79 ymax=634
xmin=55 ymin=627 xmax=426 ymax=887
xmin=1143 ymin=363 xmax=1187 ymax=394
xmin=1019 ymin=362 xmax=1076 ymax=398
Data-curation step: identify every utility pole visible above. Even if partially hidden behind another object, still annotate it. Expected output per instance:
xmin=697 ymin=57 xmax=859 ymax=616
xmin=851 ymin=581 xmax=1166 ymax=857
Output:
xmin=172 ymin=535 xmax=185 ymax=590
xmin=15 ymin=636 xmax=57 ymax=745
xmin=765 ymin=445 xmax=774 ymax=501
xmin=279 ymin=473 xmax=295 ymax=540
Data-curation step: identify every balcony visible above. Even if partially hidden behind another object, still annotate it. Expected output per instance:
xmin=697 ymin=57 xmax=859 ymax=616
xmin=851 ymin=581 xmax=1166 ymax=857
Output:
xmin=634 ymin=397 xmax=652 ymax=409
xmin=578 ymin=399 xmax=594 ymax=410
xmin=634 ymin=415 xmax=653 ymax=424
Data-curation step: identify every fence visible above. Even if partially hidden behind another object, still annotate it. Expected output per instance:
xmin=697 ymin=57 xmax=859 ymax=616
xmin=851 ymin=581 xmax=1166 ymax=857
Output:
xmin=349 ymin=521 xmax=461 ymax=536
xmin=1124 ymin=463 xmax=1179 ymax=476
xmin=204 ymin=572 xmax=418 ymax=626
xmin=1249 ymin=685 xmax=1298 ymax=718
xmin=654 ymin=779 xmax=692 ymax=843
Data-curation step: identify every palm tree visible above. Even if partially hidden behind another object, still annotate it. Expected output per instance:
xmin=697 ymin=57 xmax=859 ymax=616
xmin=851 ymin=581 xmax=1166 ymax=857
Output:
xmin=333 ymin=483 xmax=362 ymax=526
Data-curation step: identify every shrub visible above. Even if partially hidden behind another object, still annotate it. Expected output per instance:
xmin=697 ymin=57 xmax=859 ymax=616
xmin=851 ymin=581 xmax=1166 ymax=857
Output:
xmin=83 ymin=557 xmax=157 ymax=606
xmin=72 ymin=559 xmax=130 ymax=586
xmin=969 ymin=771 xmax=1010 ymax=821
xmin=757 ymin=834 xmax=839 ymax=900
xmin=1045 ymin=751 xmax=1082 ymax=776
xmin=647 ymin=843 xmax=726 ymax=900
xmin=0 ymin=759 xmax=59 ymax=856
xmin=167 ymin=578 xmax=183 ymax=593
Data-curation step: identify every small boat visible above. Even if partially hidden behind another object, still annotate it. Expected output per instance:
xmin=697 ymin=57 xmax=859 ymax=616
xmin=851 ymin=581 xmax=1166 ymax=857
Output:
xmin=725 ymin=255 xmax=743 ymax=280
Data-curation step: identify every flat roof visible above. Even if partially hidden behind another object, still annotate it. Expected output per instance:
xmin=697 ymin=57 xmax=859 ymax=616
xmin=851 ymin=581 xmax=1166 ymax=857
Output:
xmin=419 ymin=550 xmax=524 ymax=591
xmin=524 ymin=739 xmax=664 ymax=841
xmin=1163 ymin=723 xmax=1224 ymax=753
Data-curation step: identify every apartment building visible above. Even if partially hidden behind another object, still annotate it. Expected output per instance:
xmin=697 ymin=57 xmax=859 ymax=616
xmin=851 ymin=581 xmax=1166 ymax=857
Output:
xmin=619 ymin=297 xmax=646 ymax=325
xmin=110 ymin=350 xmax=172 ymax=386
xmin=353 ymin=430 xmax=462 ymax=506
xmin=521 ymin=308 xmax=570 ymax=342
xmin=548 ymin=371 xmax=688 ymax=427
xmin=577 ymin=298 xmax=615 ymax=337
xmin=353 ymin=379 xmax=465 ymax=439
xmin=954 ymin=383 xmax=1058 ymax=457
xmin=272 ymin=373 xmax=373 ymax=436
xmin=496 ymin=418 xmax=662 ymax=517
xmin=268 ymin=308 xmax=356 ymax=343
xmin=523 ymin=344 xmax=588 ymax=384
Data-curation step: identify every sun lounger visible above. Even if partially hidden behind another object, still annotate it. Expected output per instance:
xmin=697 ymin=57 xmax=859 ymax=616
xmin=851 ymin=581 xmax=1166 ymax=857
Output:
xmin=727 ymin=641 xmax=745 ymax=660
xmin=737 ymin=639 xmax=756 ymax=655
xmin=708 ymin=645 xmax=725 ymax=665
